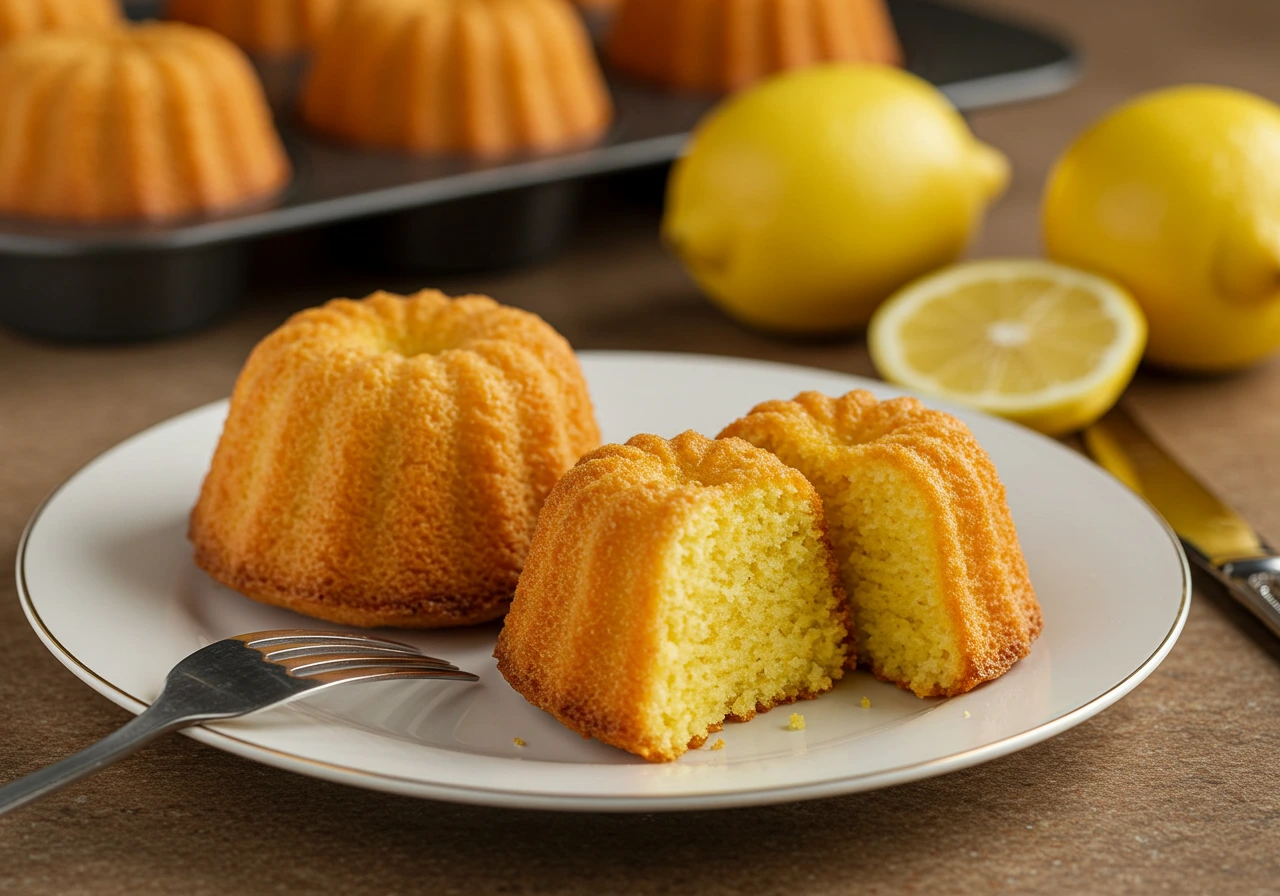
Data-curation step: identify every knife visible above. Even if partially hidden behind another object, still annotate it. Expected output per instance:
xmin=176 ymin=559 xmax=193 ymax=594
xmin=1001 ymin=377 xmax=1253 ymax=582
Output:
xmin=1083 ymin=405 xmax=1280 ymax=638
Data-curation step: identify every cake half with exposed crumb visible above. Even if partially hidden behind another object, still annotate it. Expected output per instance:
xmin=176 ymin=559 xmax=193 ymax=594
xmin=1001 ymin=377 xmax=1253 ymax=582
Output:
xmin=494 ymin=430 xmax=851 ymax=762
xmin=721 ymin=391 xmax=1041 ymax=698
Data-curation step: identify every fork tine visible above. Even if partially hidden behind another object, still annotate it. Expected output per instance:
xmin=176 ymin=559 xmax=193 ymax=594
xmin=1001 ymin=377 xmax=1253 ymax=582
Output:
xmin=238 ymin=630 xmax=423 ymax=654
xmin=238 ymin=630 xmax=462 ymax=672
xmin=0 ymin=632 xmax=480 ymax=817
xmin=303 ymin=667 xmax=480 ymax=685
xmin=261 ymin=643 xmax=432 ymax=662
xmin=282 ymin=654 xmax=461 ymax=677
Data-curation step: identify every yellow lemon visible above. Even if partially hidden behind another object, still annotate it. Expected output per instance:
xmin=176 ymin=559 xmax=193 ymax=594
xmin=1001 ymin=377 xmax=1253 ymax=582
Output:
xmin=1044 ymin=85 xmax=1280 ymax=372
xmin=663 ymin=64 xmax=1009 ymax=334
xmin=868 ymin=260 xmax=1147 ymax=437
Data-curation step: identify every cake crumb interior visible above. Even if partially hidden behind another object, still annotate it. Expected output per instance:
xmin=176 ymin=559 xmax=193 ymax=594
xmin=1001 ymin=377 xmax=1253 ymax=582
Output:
xmin=818 ymin=462 xmax=964 ymax=695
xmin=643 ymin=486 xmax=847 ymax=758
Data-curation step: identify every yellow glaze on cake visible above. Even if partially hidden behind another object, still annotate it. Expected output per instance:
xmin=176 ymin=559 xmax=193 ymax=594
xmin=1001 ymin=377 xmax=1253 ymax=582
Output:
xmin=0 ymin=22 xmax=289 ymax=223
xmin=166 ymin=0 xmax=340 ymax=54
xmin=606 ymin=0 xmax=902 ymax=94
xmin=721 ymin=391 xmax=1041 ymax=698
xmin=0 ymin=0 xmax=118 ymax=43
xmin=190 ymin=290 xmax=600 ymax=629
xmin=495 ymin=430 xmax=851 ymax=762
xmin=299 ymin=0 xmax=613 ymax=157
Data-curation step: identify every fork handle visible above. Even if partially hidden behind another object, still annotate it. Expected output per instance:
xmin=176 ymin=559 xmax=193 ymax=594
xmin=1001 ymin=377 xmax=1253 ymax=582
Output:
xmin=0 ymin=702 xmax=192 ymax=816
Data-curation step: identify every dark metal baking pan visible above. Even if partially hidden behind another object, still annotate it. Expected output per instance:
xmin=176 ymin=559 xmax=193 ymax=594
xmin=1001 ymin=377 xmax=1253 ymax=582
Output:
xmin=0 ymin=0 xmax=1077 ymax=342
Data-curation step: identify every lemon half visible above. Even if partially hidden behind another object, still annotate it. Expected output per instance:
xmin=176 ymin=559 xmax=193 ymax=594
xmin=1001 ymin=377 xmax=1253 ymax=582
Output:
xmin=868 ymin=260 xmax=1147 ymax=436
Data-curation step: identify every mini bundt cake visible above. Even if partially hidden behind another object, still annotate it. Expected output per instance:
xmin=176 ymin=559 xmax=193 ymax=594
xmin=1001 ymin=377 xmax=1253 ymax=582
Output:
xmin=166 ymin=0 xmax=339 ymax=54
xmin=190 ymin=290 xmax=600 ymax=629
xmin=606 ymin=0 xmax=902 ymax=94
xmin=0 ymin=0 xmax=118 ymax=43
xmin=720 ymin=391 xmax=1041 ymax=698
xmin=299 ymin=0 xmax=613 ymax=157
xmin=0 ymin=23 xmax=289 ymax=223
xmin=495 ymin=430 xmax=851 ymax=762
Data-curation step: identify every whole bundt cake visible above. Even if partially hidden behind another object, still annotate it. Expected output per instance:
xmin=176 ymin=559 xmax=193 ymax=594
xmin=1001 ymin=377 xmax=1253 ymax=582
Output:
xmin=0 ymin=0 xmax=118 ymax=43
xmin=299 ymin=0 xmax=613 ymax=157
xmin=720 ymin=391 xmax=1041 ymax=698
xmin=166 ymin=0 xmax=340 ymax=54
xmin=0 ymin=22 xmax=289 ymax=223
xmin=495 ymin=430 xmax=851 ymax=762
xmin=190 ymin=290 xmax=600 ymax=629
xmin=606 ymin=0 xmax=902 ymax=94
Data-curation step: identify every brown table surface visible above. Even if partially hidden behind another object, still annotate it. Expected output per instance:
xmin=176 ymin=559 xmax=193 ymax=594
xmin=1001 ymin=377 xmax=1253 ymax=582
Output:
xmin=3 ymin=0 xmax=1280 ymax=892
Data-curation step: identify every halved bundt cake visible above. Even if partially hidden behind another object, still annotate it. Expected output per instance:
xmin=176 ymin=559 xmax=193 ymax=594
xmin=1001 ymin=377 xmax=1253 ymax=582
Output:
xmin=190 ymin=290 xmax=600 ymax=629
xmin=0 ymin=22 xmax=289 ymax=222
xmin=495 ymin=430 xmax=851 ymax=762
xmin=721 ymin=390 xmax=1041 ymax=697
xmin=606 ymin=0 xmax=902 ymax=94
xmin=299 ymin=0 xmax=613 ymax=157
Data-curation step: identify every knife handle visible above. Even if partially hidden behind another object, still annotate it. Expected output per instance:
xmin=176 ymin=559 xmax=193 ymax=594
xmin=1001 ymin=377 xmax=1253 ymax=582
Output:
xmin=1218 ymin=556 xmax=1280 ymax=639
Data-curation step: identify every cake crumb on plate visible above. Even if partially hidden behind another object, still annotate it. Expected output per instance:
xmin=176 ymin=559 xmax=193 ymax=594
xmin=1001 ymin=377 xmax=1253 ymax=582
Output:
xmin=788 ymin=713 xmax=806 ymax=731
xmin=513 ymin=737 xmax=527 ymax=747
xmin=710 ymin=739 xmax=726 ymax=751
xmin=860 ymin=696 xmax=872 ymax=709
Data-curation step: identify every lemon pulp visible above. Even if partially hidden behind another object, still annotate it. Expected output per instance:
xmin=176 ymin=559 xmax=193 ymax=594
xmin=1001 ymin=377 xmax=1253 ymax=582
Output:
xmin=869 ymin=260 xmax=1147 ymax=436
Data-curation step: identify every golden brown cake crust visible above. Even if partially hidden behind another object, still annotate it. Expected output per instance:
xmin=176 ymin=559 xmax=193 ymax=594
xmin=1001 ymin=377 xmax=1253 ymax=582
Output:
xmin=0 ymin=0 xmax=117 ymax=42
xmin=166 ymin=0 xmax=340 ymax=54
xmin=190 ymin=541 xmax=516 ymax=629
xmin=721 ymin=390 xmax=1042 ymax=698
xmin=299 ymin=0 xmax=613 ymax=157
xmin=190 ymin=290 xmax=600 ymax=629
xmin=494 ymin=431 xmax=851 ymax=761
xmin=606 ymin=0 xmax=902 ymax=94
xmin=0 ymin=23 xmax=290 ymax=223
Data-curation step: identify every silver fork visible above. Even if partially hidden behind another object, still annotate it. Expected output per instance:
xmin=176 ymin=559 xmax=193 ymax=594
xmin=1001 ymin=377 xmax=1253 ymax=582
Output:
xmin=0 ymin=629 xmax=478 ymax=816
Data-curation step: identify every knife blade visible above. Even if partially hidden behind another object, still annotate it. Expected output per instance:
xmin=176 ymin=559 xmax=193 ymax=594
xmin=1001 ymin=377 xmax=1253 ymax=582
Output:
xmin=1084 ymin=405 xmax=1280 ymax=638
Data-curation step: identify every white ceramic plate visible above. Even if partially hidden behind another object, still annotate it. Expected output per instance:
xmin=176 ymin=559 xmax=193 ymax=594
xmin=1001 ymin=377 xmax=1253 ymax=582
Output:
xmin=17 ymin=352 xmax=1189 ymax=812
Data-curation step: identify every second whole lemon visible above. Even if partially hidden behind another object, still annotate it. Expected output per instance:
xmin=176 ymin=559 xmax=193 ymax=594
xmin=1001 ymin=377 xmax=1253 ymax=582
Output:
xmin=1044 ymin=85 xmax=1280 ymax=372
xmin=663 ymin=64 xmax=1010 ymax=334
